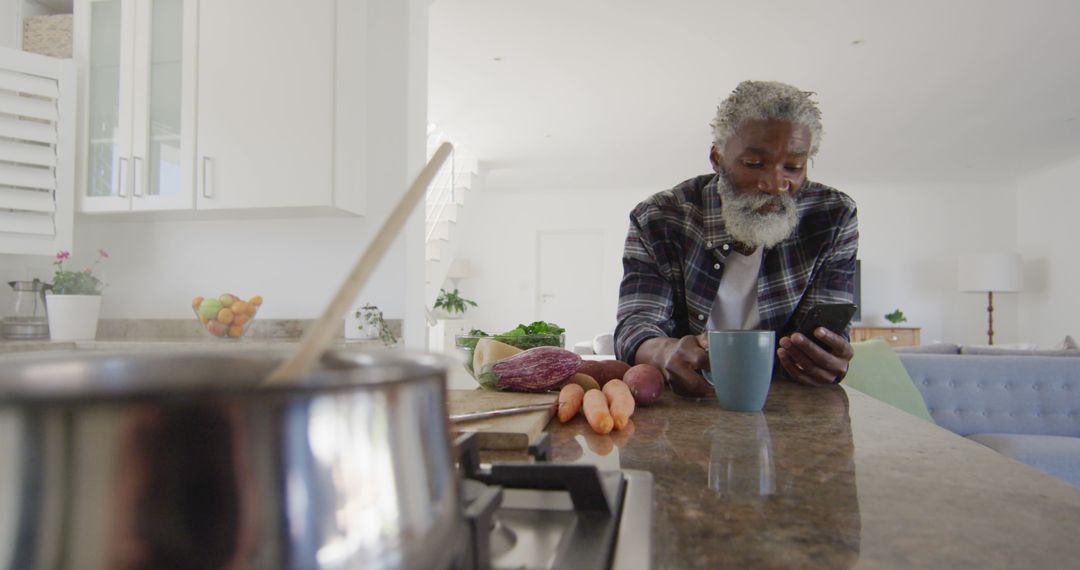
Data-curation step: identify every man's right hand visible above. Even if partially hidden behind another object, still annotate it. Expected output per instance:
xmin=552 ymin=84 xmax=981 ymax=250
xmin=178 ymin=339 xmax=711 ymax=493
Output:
xmin=635 ymin=335 xmax=713 ymax=398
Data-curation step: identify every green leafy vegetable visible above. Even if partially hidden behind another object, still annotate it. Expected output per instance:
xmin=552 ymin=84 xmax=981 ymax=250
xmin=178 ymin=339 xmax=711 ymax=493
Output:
xmin=456 ymin=321 xmax=566 ymax=353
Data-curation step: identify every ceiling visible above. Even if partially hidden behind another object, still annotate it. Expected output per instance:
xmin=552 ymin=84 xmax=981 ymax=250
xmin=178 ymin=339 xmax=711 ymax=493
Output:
xmin=429 ymin=0 xmax=1080 ymax=192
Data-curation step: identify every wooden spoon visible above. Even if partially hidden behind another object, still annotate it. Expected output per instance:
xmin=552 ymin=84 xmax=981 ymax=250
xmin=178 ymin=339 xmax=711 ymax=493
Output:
xmin=264 ymin=142 xmax=454 ymax=385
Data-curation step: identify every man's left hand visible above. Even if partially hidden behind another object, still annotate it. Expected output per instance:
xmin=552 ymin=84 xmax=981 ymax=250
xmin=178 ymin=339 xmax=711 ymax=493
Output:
xmin=777 ymin=328 xmax=854 ymax=386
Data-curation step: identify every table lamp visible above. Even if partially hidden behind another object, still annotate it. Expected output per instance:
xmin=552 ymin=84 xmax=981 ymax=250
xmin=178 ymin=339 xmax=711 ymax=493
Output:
xmin=446 ymin=258 xmax=472 ymax=288
xmin=958 ymin=253 xmax=1020 ymax=345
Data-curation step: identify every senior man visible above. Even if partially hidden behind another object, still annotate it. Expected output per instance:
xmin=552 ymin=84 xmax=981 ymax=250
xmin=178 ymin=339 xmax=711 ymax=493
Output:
xmin=614 ymin=80 xmax=858 ymax=398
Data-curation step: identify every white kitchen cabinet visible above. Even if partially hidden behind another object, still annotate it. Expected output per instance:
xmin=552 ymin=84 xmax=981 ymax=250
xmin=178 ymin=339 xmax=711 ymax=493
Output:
xmin=75 ymin=0 xmax=363 ymax=215
xmin=75 ymin=0 xmax=195 ymax=213
xmin=194 ymin=0 xmax=334 ymax=211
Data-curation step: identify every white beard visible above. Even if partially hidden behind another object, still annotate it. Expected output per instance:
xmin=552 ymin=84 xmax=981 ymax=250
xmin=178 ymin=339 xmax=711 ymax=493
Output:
xmin=717 ymin=172 xmax=799 ymax=249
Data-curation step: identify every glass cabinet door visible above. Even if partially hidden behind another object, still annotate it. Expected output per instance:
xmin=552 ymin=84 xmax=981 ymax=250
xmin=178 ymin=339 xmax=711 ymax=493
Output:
xmin=147 ymin=0 xmax=183 ymax=199
xmin=132 ymin=0 xmax=190 ymax=208
xmin=77 ymin=0 xmax=192 ymax=212
xmin=85 ymin=0 xmax=128 ymax=201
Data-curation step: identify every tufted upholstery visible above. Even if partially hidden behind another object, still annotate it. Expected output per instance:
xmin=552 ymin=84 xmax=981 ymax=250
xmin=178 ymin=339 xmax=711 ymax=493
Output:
xmin=900 ymin=354 xmax=1080 ymax=437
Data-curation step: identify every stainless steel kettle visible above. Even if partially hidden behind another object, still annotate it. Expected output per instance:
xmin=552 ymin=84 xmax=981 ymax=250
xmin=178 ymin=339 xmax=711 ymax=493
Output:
xmin=0 ymin=349 xmax=464 ymax=569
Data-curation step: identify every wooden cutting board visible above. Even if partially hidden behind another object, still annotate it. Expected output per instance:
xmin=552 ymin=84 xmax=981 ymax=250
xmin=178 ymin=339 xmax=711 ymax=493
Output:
xmin=447 ymin=389 xmax=557 ymax=450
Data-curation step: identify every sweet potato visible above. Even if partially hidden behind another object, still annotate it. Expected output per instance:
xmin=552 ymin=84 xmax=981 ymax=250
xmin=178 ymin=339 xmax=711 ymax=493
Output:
xmin=579 ymin=359 xmax=631 ymax=387
xmin=623 ymin=363 xmax=664 ymax=406
xmin=602 ymin=379 xmax=635 ymax=430
xmin=566 ymin=372 xmax=600 ymax=392
xmin=583 ymin=389 xmax=614 ymax=434
xmin=558 ymin=383 xmax=585 ymax=423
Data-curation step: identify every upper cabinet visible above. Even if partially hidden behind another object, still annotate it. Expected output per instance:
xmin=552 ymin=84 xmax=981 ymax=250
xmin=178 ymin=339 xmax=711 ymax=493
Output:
xmin=76 ymin=0 xmax=193 ymax=212
xmin=194 ymin=0 xmax=334 ymax=210
xmin=74 ymin=0 xmax=362 ymax=216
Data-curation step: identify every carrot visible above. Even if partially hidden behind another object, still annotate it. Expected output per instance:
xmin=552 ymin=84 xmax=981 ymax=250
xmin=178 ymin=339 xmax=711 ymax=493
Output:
xmin=602 ymin=379 xmax=635 ymax=430
xmin=583 ymin=389 xmax=614 ymax=434
xmin=558 ymin=383 xmax=585 ymax=423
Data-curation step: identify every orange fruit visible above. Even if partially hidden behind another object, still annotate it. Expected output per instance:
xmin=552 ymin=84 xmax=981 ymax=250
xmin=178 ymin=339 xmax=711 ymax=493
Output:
xmin=217 ymin=308 xmax=235 ymax=325
xmin=250 ymin=295 xmax=263 ymax=306
xmin=192 ymin=296 xmax=204 ymax=310
xmin=199 ymin=314 xmax=209 ymax=325
xmin=234 ymin=314 xmax=249 ymax=326
xmin=232 ymin=301 xmax=250 ymax=316
xmin=228 ymin=324 xmax=244 ymax=337
xmin=206 ymin=320 xmax=227 ymax=337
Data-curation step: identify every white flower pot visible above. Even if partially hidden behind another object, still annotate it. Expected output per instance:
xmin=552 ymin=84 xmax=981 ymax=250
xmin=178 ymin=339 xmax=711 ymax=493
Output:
xmin=46 ymin=294 xmax=102 ymax=341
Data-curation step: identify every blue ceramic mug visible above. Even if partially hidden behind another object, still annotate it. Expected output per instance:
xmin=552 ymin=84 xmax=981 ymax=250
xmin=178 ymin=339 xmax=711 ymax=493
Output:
xmin=701 ymin=330 xmax=776 ymax=412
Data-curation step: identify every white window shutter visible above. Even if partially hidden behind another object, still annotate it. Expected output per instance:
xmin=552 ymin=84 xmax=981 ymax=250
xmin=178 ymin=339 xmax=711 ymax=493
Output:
xmin=0 ymin=47 xmax=75 ymax=255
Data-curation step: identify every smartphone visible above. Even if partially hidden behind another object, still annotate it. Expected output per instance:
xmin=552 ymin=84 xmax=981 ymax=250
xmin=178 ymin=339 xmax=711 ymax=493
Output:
xmin=794 ymin=303 xmax=857 ymax=350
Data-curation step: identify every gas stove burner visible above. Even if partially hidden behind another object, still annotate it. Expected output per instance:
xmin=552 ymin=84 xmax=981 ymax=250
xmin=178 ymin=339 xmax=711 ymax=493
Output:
xmin=452 ymin=432 xmax=653 ymax=570
xmin=488 ymin=519 xmax=518 ymax=561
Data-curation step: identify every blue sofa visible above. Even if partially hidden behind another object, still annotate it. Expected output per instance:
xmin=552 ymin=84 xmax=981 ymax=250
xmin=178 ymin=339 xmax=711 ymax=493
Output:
xmin=897 ymin=352 xmax=1080 ymax=487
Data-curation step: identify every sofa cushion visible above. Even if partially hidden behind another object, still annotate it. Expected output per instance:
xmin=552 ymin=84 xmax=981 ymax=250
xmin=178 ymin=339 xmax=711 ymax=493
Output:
xmin=845 ymin=339 xmax=935 ymax=423
xmin=967 ymin=433 xmax=1080 ymax=487
xmin=899 ymin=354 xmax=1080 ymax=437
xmin=895 ymin=343 xmax=960 ymax=355
xmin=592 ymin=333 xmax=615 ymax=356
xmin=960 ymin=346 xmax=1080 ymax=357
xmin=572 ymin=340 xmax=595 ymax=355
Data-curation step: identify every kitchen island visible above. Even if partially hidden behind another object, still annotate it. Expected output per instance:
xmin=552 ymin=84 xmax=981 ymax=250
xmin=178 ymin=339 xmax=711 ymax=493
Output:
xmin=545 ymin=381 xmax=1080 ymax=569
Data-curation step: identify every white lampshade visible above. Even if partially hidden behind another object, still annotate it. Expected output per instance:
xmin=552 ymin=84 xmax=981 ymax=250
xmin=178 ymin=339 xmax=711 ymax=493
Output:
xmin=446 ymin=258 xmax=472 ymax=280
xmin=958 ymin=253 xmax=1020 ymax=293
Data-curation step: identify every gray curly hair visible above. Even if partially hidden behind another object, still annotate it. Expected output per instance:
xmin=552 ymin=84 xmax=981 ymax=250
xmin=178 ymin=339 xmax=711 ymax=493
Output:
xmin=710 ymin=80 xmax=823 ymax=157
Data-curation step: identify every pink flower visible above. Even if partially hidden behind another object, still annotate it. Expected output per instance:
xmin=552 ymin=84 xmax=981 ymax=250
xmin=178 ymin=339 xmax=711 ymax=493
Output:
xmin=98 ymin=249 xmax=109 ymax=259
xmin=55 ymin=250 xmax=70 ymax=262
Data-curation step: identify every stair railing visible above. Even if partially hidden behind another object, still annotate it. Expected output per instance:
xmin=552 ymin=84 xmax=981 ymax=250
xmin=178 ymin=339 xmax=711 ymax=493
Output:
xmin=424 ymin=144 xmax=456 ymax=243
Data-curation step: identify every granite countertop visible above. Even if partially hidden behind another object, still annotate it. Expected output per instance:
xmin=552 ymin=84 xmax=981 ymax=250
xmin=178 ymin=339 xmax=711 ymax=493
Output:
xmin=546 ymin=381 xmax=1080 ymax=569
xmin=0 ymin=319 xmax=397 ymax=353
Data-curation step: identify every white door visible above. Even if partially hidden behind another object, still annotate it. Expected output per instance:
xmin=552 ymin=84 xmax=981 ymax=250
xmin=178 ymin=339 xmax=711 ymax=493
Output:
xmin=194 ymin=0 xmax=334 ymax=210
xmin=537 ymin=231 xmax=607 ymax=351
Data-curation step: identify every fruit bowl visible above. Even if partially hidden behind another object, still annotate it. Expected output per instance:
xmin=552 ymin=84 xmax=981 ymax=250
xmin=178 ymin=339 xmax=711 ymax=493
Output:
xmin=192 ymin=294 xmax=263 ymax=339
xmin=455 ymin=333 xmax=565 ymax=378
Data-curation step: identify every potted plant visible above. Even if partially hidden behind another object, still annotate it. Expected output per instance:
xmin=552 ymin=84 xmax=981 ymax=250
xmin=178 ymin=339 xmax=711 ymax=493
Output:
xmin=884 ymin=309 xmax=908 ymax=324
xmin=355 ymin=303 xmax=397 ymax=347
xmin=433 ymin=288 xmax=478 ymax=318
xmin=46 ymin=249 xmax=109 ymax=341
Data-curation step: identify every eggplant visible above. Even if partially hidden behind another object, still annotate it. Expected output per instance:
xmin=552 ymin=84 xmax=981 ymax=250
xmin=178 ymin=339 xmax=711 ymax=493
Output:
xmin=478 ymin=346 xmax=583 ymax=392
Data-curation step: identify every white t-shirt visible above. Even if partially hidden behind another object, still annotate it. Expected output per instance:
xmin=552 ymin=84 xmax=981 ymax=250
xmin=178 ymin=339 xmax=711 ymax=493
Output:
xmin=706 ymin=247 xmax=763 ymax=331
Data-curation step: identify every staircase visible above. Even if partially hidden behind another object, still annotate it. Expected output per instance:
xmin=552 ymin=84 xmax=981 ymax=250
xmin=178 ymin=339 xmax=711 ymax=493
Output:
xmin=424 ymin=132 xmax=478 ymax=311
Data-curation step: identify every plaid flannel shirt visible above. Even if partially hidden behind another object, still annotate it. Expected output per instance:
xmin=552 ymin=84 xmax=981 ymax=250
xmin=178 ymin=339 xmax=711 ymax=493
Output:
xmin=615 ymin=174 xmax=859 ymax=363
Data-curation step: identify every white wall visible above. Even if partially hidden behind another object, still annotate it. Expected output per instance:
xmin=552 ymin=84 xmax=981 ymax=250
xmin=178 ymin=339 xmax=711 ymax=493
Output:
xmin=840 ymin=180 xmax=1019 ymax=345
xmin=452 ymin=186 xmax=656 ymax=344
xmin=0 ymin=0 xmax=17 ymax=48
xmin=0 ymin=0 xmax=430 ymax=344
xmin=454 ymin=177 xmax=1021 ymax=348
xmin=1016 ymin=155 xmax=1080 ymax=348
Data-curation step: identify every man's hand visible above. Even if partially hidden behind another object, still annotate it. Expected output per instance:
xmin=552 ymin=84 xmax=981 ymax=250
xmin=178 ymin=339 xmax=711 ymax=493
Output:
xmin=777 ymin=327 xmax=854 ymax=386
xmin=635 ymin=335 xmax=713 ymax=398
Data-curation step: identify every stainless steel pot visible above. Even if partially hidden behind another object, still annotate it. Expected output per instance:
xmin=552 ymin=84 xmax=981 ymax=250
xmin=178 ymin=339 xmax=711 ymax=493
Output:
xmin=0 ymin=349 xmax=463 ymax=569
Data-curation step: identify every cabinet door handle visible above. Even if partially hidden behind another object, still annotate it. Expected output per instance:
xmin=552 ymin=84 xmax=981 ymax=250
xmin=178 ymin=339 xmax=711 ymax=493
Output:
xmin=117 ymin=157 xmax=128 ymax=198
xmin=132 ymin=156 xmax=143 ymax=197
xmin=201 ymin=156 xmax=212 ymax=198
